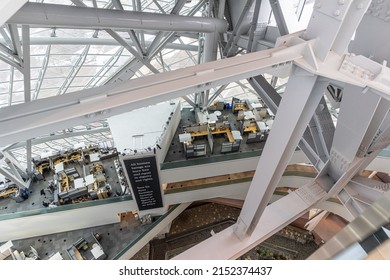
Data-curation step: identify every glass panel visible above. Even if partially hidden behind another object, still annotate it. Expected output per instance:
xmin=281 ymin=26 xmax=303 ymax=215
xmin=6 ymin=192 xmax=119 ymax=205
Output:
xmin=44 ymin=67 xmax=72 ymax=78
xmin=40 ymin=78 xmax=66 ymax=89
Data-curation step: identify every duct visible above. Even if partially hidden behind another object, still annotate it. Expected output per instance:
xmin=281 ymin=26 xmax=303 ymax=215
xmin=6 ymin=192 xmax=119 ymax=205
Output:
xmin=8 ymin=3 xmax=228 ymax=34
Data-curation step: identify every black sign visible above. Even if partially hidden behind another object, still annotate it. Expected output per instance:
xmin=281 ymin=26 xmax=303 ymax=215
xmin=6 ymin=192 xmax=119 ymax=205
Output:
xmin=123 ymin=156 xmax=163 ymax=211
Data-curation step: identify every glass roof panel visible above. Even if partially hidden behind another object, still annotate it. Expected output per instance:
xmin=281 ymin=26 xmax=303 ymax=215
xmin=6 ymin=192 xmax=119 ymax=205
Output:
xmin=40 ymin=78 xmax=66 ymax=89
xmin=50 ymin=45 xmax=87 ymax=55
xmin=30 ymin=28 xmax=53 ymax=37
xmin=0 ymin=83 xmax=9 ymax=93
xmin=71 ymin=76 xmax=93 ymax=87
xmin=53 ymin=28 xmax=97 ymax=38
xmin=0 ymin=70 xmax=11 ymax=83
xmin=38 ymin=89 xmax=60 ymax=99
xmin=0 ymin=0 xmax=319 ymax=155
xmin=44 ymin=67 xmax=72 ymax=78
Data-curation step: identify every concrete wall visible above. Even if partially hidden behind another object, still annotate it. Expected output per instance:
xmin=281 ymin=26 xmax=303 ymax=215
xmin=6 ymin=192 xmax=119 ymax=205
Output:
xmin=156 ymin=102 xmax=182 ymax=165
xmin=160 ymin=149 xmax=310 ymax=183
xmin=164 ymin=182 xmax=250 ymax=205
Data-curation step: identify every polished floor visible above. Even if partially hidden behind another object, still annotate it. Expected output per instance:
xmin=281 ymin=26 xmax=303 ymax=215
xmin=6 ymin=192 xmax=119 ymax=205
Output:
xmin=6 ymin=212 xmax=151 ymax=260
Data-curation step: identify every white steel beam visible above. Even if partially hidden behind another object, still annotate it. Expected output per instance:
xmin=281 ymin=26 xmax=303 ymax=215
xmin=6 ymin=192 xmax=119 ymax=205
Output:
xmin=8 ymin=66 xmax=14 ymax=106
xmin=3 ymin=127 xmax=110 ymax=151
xmin=341 ymin=176 xmax=388 ymax=215
xmin=313 ymin=97 xmax=335 ymax=155
xmin=70 ymin=0 xmax=158 ymax=74
xmin=0 ymin=44 xmax=303 ymax=146
xmin=111 ymin=0 xmax=124 ymax=10
xmin=269 ymin=0 xmax=304 ymax=36
xmin=22 ymin=25 xmax=30 ymax=102
xmin=234 ymin=68 xmax=327 ymax=239
xmin=8 ymin=24 xmax=22 ymax=62
xmin=1 ymin=151 xmax=27 ymax=178
xmin=26 ymin=139 xmax=32 ymax=173
xmin=106 ymin=29 xmax=159 ymax=74
xmin=0 ymin=166 xmax=27 ymax=189
xmin=327 ymin=86 xmax=382 ymax=180
xmin=174 ymin=181 xmax=327 ymax=259
xmin=151 ymin=0 xmax=166 ymax=14
xmin=85 ymin=47 xmax=124 ymax=88
xmin=0 ymin=37 xmax=198 ymax=52
xmin=303 ymin=0 xmax=371 ymax=60
xmin=170 ymin=0 xmax=187 ymax=15
xmin=0 ymin=27 xmax=14 ymax=50
xmin=182 ymin=96 xmax=196 ymax=108
xmin=248 ymin=75 xmax=324 ymax=169
xmin=33 ymin=45 xmax=51 ymax=100
xmin=105 ymin=2 xmax=204 ymax=84
xmin=269 ymin=0 xmax=289 ymax=36
xmin=0 ymin=42 xmax=19 ymax=61
xmin=246 ymin=0 xmax=262 ymax=52
xmin=174 ymin=129 xmax=387 ymax=259
xmin=0 ymin=0 xmax=27 ymax=28
xmin=207 ymin=84 xmax=230 ymax=106
xmin=308 ymin=117 xmax=328 ymax=162
xmin=8 ymin=3 xmax=227 ymax=33
xmin=224 ymin=0 xmax=255 ymax=57
xmin=308 ymin=190 xmax=390 ymax=260
xmin=0 ymin=53 xmax=22 ymax=72
xmin=57 ymin=45 xmax=90 ymax=95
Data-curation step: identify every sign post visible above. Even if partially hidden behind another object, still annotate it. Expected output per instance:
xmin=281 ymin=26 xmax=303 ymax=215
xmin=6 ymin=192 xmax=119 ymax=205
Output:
xmin=122 ymin=155 xmax=163 ymax=211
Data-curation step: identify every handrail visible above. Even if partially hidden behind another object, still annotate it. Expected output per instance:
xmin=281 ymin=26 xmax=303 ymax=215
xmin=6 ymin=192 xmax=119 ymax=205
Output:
xmin=0 ymin=195 xmax=132 ymax=221
xmin=112 ymin=204 xmax=186 ymax=260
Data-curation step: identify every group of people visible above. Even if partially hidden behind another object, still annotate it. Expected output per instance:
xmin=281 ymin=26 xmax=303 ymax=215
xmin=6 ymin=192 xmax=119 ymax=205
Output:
xmin=40 ymin=183 xmax=56 ymax=208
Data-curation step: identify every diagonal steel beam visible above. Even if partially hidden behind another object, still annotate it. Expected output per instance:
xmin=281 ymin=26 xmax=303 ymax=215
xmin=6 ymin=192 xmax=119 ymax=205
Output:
xmin=135 ymin=0 xmax=145 ymax=49
xmin=111 ymin=0 xmax=123 ymax=10
xmin=304 ymin=0 xmax=371 ymax=60
xmin=247 ymin=0 xmax=262 ymax=52
xmin=7 ymin=24 xmax=22 ymax=62
xmin=0 ymin=42 xmax=19 ymax=61
xmin=269 ymin=0 xmax=289 ymax=36
xmin=33 ymin=45 xmax=51 ymax=100
xmin=3 ymin=127 xmax=111 ymax=151
xmin=85 ymin=47 xmax=124 ymax=88
xmin=152 ymin=0 xmax=167 ymax=13
xmin=8 ymin=66 xmax=14 ymax=106
xmin=57 ymin=45 xmax=90 ymax=95
xmin=0 ymin=26 xmax=13 ymax=49
xmin=128 ymin=30 xmax=145 ymax=55
xmin=106 ymin=29 xmax=159 ymax=74
xmin=170 ymin=0 xmax=187 ymax=14
xmin=0 ymin=165 xmax=28 ymax=189
xmin=0 ymin=45 xmax=301 ymax=146
xmin=105 ymin=0 xmax=209 ymax=84
xmin=182 ymin=96 xmax=196 ymax=108
xmin=71 ymin=0 xmax=159 ymax=76
xmin=9 ymin=2 xmax=227 ymax=33
xmin=22 ymin=25 xmax=30 ymax=102
xmin=224 ymin=0 xmax=255 ymax=57
xmin=207 ymin=84 xmax=229 ymax=106
xmin=248 ymin=75 xmax=329 ymax=170
xmin=0 ymin=52 xmax=22 ymax=71
xmin=235 ymin=69 xmax=328 ymax=239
